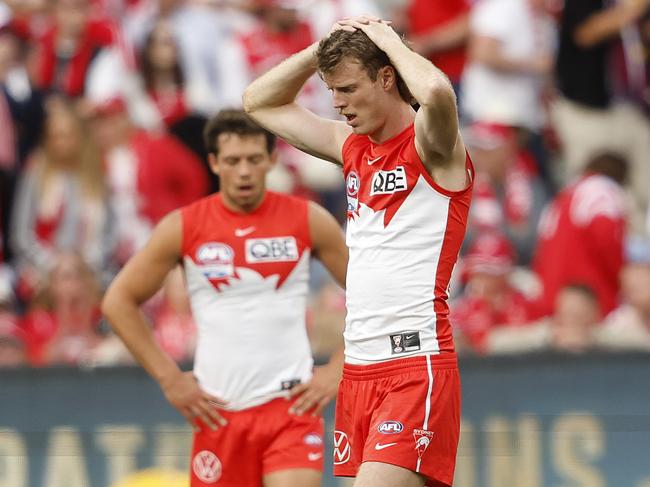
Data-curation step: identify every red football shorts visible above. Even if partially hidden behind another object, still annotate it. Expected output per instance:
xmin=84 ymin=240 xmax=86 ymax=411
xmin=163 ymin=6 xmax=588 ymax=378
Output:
xmin=190 ymin=397 xmax=324 ymax=486
xmin=333 ymin=353 xmax=461 ymax=486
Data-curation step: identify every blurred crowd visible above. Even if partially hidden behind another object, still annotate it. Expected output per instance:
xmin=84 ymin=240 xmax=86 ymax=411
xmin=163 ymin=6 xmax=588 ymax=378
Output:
xmin=0 ymin=0 xmax=649 ymax=368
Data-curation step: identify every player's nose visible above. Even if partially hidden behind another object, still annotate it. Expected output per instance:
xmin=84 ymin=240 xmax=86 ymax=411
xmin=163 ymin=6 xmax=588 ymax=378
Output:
xmin=238 ymin=161 xmax=253 ymax=177
xmin=332 ymin=92 xmax=347 ymax=110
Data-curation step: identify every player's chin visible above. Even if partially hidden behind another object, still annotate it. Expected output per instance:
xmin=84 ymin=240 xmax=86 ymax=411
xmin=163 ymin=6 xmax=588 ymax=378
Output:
xmin=235 ymin=189 xmax=262 ymax=206
xmin=236 ymin=186 xmax=257 ymax=199
xmin=351 ymin=122 xmax=371 ymax=135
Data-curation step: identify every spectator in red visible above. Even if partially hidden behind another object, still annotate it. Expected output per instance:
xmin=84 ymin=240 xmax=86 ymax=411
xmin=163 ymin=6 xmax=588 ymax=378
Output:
xmin=139 ymin=19 xmax=188 ymax=128
xmin=533 ymin=152 xmax=628 ymax=317
xmin=31 ymin=0 xmax=118 ymax=97
xmin=237 ymin=1 xmax=328 ymax=197
xmin=463 ymin=121 xmax=548 ymax=264
xmin=11 ymin=99 xmax=114 ymax=294
xmin=88 ymin=96 xmax=209 ymax=265
xmin=137 ymin=19 xmax=218 ymax=191
xmin=21 ymin=252 xmax=104 ymax=366
xmin=239 ymin=0 xmax=315 ymax=80
xmin=452 ymin=232 xmax=535 ymax=354
xmin=401 ymin=0 xmax=470 ymax=91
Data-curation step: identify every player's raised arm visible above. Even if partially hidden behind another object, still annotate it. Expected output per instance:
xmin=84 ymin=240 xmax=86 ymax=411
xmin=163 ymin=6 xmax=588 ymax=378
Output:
xmin=242 ymin=40 xmax=351 ymax=165
xmin=340 ymin=17 xmax=469 ymax=191
xmin=101 ymin=211 xmax=226 ymax=431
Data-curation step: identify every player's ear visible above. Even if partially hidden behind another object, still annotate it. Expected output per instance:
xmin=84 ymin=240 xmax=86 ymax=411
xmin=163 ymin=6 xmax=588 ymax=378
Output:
xmin=208 ymin=153 xmax=220 ymax=176
xmin=379 ymin=66 xmax=396 ymax=91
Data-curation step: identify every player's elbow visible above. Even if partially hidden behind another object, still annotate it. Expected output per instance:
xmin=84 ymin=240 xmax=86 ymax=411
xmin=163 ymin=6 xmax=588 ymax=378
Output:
xmin=419 ymin=82 xmax=456 ymax=110
xmin=242 ymin=87 xmax=259 ymax=115
xmin=100 ymin=288 xmax=125 ymax=330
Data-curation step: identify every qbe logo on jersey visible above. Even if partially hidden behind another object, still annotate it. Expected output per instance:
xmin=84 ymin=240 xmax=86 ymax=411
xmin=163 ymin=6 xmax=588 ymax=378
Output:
xmin=245 ymin=237 xmax=299 ymax=263
xmin=371 ymin=166 xmax=408 ymax=195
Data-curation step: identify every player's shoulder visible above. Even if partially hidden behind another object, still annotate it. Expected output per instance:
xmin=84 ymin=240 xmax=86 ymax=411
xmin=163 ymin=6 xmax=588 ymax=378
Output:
xmin=181 ymin=192 xmax=220 ymax=214
xmin=266 ymin=190 xmax=309 ymax=211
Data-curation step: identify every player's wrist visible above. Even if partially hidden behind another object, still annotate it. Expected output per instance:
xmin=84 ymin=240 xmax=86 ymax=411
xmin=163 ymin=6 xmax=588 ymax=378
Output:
xmin=156 ymin=365 xmax=183 ymax=390
xmin=302 ymin=42 xmax=319 ymax=71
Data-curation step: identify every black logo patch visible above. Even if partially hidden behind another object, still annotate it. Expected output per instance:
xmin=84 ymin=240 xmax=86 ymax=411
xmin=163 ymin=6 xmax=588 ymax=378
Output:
xmin=281 ymin=379 xmax=301 ymax=390
xmin=390 ymin=332 xmax=421 ymax=354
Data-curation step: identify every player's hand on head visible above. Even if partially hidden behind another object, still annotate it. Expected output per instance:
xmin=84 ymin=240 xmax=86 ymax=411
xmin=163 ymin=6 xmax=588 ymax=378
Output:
xmin=160 ymin=370 xmax=228 ymax=432
xmin=336 ymin=16 xmax=397 ymax=45
xmin=288 ymin=363 xmax=341 ymax=416
xmin=327 ymin=19 xmax=357 ymax=36
xmin=328 ymin=15 xmax=390 ymax=36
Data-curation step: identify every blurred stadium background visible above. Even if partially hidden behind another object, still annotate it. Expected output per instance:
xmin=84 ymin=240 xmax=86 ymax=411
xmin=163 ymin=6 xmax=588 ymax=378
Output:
xmin=0 ymin=0 xmax=649 ymax=485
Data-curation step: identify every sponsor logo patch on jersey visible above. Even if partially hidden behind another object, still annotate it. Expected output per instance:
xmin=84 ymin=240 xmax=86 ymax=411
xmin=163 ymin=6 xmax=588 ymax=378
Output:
xmin=245 ymin=237 xmax=299 ymax=263
xmin=281 ymin=378 xmax=301 ymax=390
xmin=333 ymin=430 xmax=351 ymax=465
xmin=195 ymin=242 xmax=234 ymax=278
xmin=370 ymin=166 xmax=407 ymax=195
xmin=192 ymin=450 xmax=222 ymax=483
xmin=378 ymin=420 xmax=404 ymax=434
xmin=390 ymin=331 xmax=421 ymax=355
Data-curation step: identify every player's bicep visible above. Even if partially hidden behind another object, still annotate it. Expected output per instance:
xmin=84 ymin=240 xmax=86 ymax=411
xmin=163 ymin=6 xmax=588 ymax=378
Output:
xmin=413 ymin=88 xmax=460 ymax=164
xmin=308 ymin=202 xmax=348 ymax=288
xmin=106 ymin=211 xmax=183 ymax=305
xmin=248 ymin=103 xmax=352 ymax=165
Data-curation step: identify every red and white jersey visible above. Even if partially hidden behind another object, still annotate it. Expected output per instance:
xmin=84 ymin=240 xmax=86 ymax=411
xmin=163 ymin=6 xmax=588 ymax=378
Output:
xmin=181 ymin=192 xmax=313 ymax=410
xmin=343 ymin=125 xmax=474 ymax=363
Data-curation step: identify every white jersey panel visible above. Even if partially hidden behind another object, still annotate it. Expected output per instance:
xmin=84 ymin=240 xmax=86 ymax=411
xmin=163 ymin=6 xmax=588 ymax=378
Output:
xmin=185 ymin=251 xmax=313 ymax=410
xmin=344 ymin=175 xmax=451 ymax=363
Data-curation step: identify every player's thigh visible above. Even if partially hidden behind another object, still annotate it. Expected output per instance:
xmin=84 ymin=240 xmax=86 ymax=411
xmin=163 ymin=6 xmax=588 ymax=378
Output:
xmin=263 ymin=467 xmax=321 ymax=487
xmin=353 ymin=461 xmax=425 ymax=487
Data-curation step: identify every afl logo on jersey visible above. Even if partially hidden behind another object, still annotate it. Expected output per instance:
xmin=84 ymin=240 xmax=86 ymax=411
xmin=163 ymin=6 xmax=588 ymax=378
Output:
xmin=378 ymin=420 xmax=404 ymax=434
xmin=196 ymin=242 xmax=234 ymax=278
xmin=346 ymin=171 xmax=360 ymax=213
xmin=245 ymin=237 xmax=299 ymax=263
xmin=347 ymin=171 xmax=360 ymax=197
xmin=370 ymin=166 xmax=408 ymax=195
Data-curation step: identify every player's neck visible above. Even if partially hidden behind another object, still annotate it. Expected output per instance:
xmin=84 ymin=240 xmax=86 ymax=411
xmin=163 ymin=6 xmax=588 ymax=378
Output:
xmin=368 ymin=104 xmax=415 ymax=145
xmin=220 ymin=191 xmax=267 ymax=214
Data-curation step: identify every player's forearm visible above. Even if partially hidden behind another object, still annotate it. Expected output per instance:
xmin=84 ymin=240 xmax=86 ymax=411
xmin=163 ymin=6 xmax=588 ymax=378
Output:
xmin=102 ymin=295 xmax=180 ymax=384
xmin=243 ymin=42 xmax=319 ymax=113
xmin=379 ymin=35 xmax=455 ymax=107
xmin=326 ymin=344 xmax=345 ymax=374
